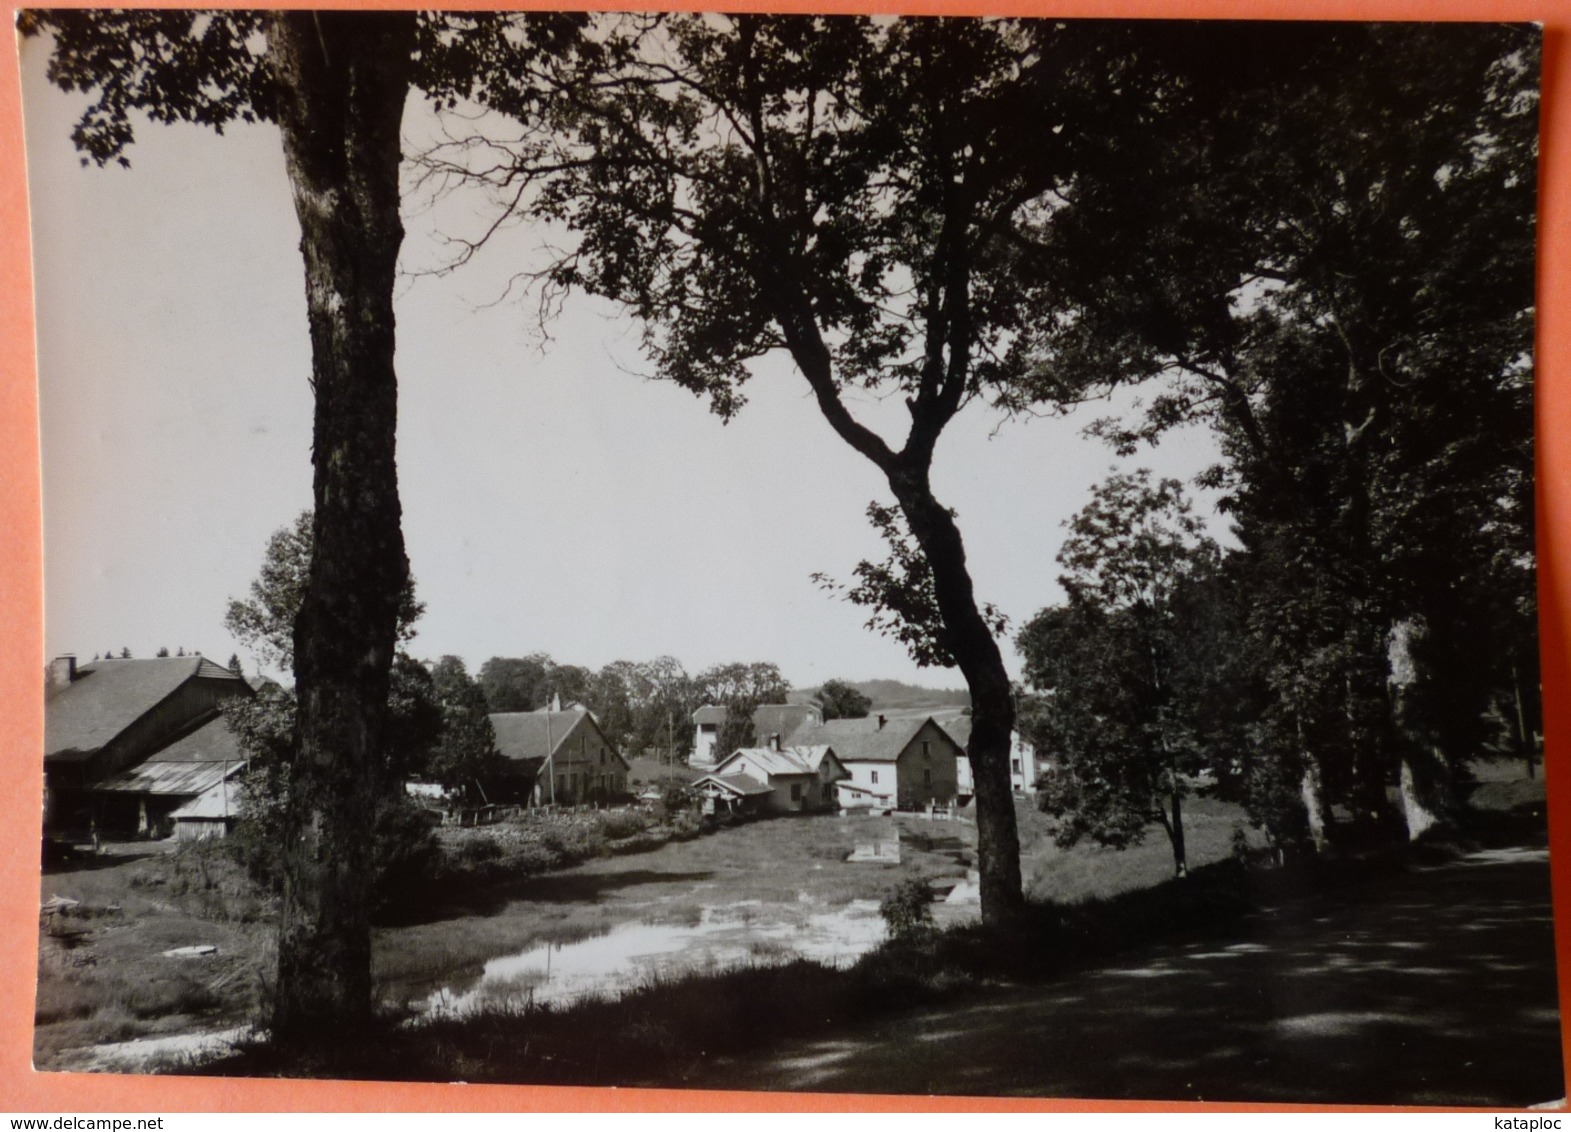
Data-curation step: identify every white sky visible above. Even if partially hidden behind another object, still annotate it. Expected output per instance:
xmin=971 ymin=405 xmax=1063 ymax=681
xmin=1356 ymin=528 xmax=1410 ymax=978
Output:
xmin=20 ymin=35 xmax=1225 ymax=691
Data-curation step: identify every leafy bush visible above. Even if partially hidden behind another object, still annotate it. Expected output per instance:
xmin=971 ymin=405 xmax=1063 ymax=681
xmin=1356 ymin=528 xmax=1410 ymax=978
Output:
xmin=372 ymin=799 xmax=443 ymax=912
xmin=502 ymin=839 xmax=562 ymax=875
xmin=452 ymin=835 xmax=503 ymax=868
xmin=596 ymin=809 xmax=649 ymax=841
xmin=879 ymin=877 xmax=935 ymax=941
xmin=661 ymin=783 xmax=695 ymax=815
xmin=538 ymin=819 xmax=608 ymax=862
xmin=226 ymin=765 xmax=289 ymax=892
xmin=669 ymin=810 xmax=703 ymax=841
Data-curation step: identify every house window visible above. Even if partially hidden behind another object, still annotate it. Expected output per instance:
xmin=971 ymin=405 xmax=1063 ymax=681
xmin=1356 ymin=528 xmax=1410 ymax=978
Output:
xmin=1012 ymin=759 xmax=1022 ymax=775
xmin=871 ymin=771 xmax=879 ymax=785
xmin=924 ymin=768 xmax=932 ymax=785
xmin=791 ymin=783 xmax=802 ymax=801
xmin=921 ymin=740 xmax=930 ymax=758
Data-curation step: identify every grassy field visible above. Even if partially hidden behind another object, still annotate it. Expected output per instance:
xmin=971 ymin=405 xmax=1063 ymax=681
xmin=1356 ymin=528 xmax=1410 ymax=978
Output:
xmin=1015 ymin=793 xmax=1270 ymax=903
xmin=34 ymin=842 xmax=274 ymax=1067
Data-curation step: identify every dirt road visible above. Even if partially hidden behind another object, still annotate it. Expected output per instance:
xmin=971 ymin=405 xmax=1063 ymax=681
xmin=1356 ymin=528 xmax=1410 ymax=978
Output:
xmin=688 ymin=846 xmax=1564 ymax=1106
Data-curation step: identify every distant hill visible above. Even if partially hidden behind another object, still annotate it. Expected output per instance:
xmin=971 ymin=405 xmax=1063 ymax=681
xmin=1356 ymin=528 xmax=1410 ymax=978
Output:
xmin=790 ymin=679 xmax=969 ymax=711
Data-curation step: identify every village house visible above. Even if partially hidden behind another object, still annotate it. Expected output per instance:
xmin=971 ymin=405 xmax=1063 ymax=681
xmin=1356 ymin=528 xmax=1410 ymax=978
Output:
xmin=490 ymin=706 xmax=630 ymax=805
xmin=785 ymin=713 xmax=963 ymax=811
xmin=935 ymin=710 xmax=1043 ymax=797
xmin=689 ymin=702 xmax=822 ymax=768
xmin=44 ymin=654 xmax=252 ymax=838
xmin=693 ymin=741 xmax=849 ymax=815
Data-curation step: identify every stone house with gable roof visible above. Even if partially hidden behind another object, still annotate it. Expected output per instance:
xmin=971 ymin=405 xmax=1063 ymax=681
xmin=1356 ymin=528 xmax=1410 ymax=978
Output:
xmin=784 ymin=713 xmax=962 ymax=811
xmin=490 ymin=706 xmax=630 ymax=805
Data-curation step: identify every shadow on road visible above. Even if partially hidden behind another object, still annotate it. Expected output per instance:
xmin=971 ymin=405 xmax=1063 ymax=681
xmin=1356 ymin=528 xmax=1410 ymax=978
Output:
xmin=698 ymin=846 xmax=1563 ymax=1106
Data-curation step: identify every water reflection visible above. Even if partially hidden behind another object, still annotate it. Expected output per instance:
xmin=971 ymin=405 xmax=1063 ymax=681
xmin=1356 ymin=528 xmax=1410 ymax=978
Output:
xmin=419 ymin=900 xmax=888 ymax=1016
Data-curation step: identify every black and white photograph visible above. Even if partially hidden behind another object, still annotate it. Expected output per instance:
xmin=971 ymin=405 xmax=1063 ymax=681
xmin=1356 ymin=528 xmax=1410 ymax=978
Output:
xmin=21 ymin=9 xmax=1561 ymax=1105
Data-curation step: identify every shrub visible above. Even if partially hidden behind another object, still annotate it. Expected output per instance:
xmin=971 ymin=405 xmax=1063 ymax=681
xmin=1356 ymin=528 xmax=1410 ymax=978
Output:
xmin=503 ymin=839 xmax=561 ymax=875
xmin=669 ymin=811 xmax=703 ymax=842
xmin=879 ymin=877 xmax=935 ymax=942
xmin=371 ymin=798 xmax=443 ymax=913
xmin=661 ymin=783 xmax=695 ymax=815
xmin=596 ymin=810 xmax=649 ymax=841
xmin=453 ymin=835 xmax=504 ymax=868
xmin=538 ymin=820 xmax=608 ymax=862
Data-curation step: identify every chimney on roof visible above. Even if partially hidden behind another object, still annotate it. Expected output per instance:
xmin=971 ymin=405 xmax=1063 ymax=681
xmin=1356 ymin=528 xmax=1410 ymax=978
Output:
xmin=46 ymin=655 xmax=77 ymax=693
xmin=770 ymin=733 xmax=781 ymax=752
xmin=877 ymin=714 xmax=887 ymax=730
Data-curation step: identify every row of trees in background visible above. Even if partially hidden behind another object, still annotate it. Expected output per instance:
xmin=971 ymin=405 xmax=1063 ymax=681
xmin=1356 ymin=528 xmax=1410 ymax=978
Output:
xmin=1019 ymin=25 xmax=1539 ymax=876
xmin=226 ymin=513 xmax=884 ymax=791
xmin=476 ymin=655 xmax=788 ymax=761
xmin=477 ymin=658 xmax=876 ymax=757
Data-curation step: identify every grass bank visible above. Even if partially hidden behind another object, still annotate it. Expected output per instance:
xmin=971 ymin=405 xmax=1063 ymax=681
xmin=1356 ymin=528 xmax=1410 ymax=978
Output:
xmin=45 ymin=771 xmax=1543 ymax=1079
xmin=189 ymin=848 xmax=1355 ymax=1085
xmin=200 ymin=792 xmax=1549 ymax=1087
xmin=35 ymin=843 xmax=274 ymax=1065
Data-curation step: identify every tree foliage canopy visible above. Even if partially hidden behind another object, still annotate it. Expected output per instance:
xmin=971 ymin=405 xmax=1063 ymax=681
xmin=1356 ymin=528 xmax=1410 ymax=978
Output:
xmin=1022 ymin=474 xmax=1232 ymax=874
xmin=815 ymin=678 xmax=872 ymax=721
xmin=224 ymin=510 xmax=423 ymax=673
xmin=1017 ymin=22 xmax=1539 ymax=848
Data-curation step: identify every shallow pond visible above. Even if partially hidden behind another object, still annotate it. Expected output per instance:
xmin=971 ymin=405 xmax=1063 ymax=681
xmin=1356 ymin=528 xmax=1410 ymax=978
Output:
xmin=418 ymin=898 xmax=888 ymax=1016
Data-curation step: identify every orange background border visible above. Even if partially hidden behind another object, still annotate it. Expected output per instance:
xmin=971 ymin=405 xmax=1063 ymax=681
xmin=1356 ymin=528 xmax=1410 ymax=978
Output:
xmin=1 ymin=0 xmax=1566 ymax=1113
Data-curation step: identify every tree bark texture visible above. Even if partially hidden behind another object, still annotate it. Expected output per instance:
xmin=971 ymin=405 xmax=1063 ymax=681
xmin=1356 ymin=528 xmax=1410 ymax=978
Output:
xmin=888 ymin=466 xmax=1024 ymax=924
xmin=267 ymin=10 xmax=416 ymax=1043
xmin=1387 ymin=617 xmax=1450 ymax=840
xmin=1300 ymin=759 xmax=1329 ymax=852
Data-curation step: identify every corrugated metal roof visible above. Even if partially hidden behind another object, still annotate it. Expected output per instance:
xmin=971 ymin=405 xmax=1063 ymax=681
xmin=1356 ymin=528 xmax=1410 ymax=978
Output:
xmin=693 ymin=772 xmax=774 ymax=797
xmin=790 ymin=744 xmax=841 ymax=774
xmin=170 ymin=776 xmax=242 ymax=820
xmin=715 ymin=746 xmax=821 ymax=778
xmin=45 ymin=657 xmax=244 ymax=762
xmin=94 ymin=759 xmax=242 ymax=798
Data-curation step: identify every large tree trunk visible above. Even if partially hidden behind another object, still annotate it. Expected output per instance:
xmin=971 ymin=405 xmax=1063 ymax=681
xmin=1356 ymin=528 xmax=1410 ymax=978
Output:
xmin=1300 ymin=759 xmax=1330 ymax=853
xmin=267 ymin=11 xmax=416 ymax=1045
xmin=889 ymin=467 xmax=1024 ymax=925
xmin=1387 ymin=616 xmax=1450 ymax=840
